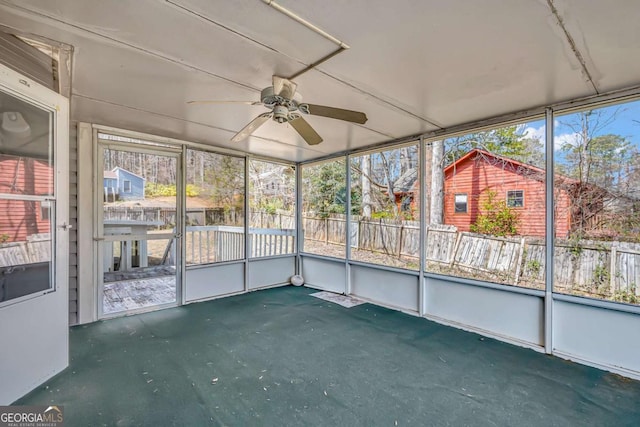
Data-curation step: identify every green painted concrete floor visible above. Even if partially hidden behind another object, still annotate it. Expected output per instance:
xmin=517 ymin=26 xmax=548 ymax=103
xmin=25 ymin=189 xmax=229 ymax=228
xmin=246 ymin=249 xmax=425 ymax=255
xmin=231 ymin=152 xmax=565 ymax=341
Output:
xmin=17 ymin=286 xmax=640 ymax=426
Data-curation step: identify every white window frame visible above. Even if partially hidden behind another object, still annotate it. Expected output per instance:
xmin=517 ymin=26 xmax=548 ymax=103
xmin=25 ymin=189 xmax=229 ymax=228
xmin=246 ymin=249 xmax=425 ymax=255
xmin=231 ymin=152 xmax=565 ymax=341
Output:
xmin=506 ymin=189 xmax=524 ymax=208
xmin=123 ymin=179 xmax=132 ymax=193
xmin=454 ymin=193 xmax=468 ymax=214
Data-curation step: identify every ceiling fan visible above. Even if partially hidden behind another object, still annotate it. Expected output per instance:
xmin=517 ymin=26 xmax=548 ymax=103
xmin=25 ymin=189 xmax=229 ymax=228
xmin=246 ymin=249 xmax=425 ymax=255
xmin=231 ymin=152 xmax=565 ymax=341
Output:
xmin=188 ymin=76 xmax=368 ymax=145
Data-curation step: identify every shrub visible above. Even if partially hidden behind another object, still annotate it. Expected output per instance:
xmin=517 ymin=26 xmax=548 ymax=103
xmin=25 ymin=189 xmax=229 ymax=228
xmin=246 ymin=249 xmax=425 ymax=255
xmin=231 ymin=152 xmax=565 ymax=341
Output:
xmin=259 ymin=199 xmax=284 ymax=215
xmin=471 ymin=190 xmax=520 ymax=236
xmin=145 ymin=183 xmax=200 ymax=197
xmin=613 ymin=284 xmax=638 ymax=304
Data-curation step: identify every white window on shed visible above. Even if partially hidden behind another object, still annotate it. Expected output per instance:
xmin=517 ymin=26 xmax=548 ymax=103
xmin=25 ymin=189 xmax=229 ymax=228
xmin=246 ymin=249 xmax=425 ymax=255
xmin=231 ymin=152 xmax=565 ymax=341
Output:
xmin=454 ymin=193 xmax=468 ymax=213
xmin=507 ymin=190 xmax=524 ymax=208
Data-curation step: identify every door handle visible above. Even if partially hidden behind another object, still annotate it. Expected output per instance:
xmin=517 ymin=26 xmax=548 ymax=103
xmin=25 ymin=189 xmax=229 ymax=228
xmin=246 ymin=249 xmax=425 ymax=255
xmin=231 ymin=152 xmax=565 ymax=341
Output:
xmin=58 ymin=222 xmax=73 ymax=231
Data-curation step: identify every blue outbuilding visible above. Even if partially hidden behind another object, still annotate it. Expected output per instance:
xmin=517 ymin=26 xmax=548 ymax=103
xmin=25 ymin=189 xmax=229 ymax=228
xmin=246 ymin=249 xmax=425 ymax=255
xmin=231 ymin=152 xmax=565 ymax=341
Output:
xmin=104 ymin=167 xmax=145 ymax=201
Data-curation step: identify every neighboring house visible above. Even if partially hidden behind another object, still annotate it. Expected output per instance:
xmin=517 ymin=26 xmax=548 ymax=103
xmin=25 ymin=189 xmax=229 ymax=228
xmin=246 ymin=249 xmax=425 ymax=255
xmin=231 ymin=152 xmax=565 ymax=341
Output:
xmin=392 ymin=167 xmax=419 ymax=216
xmin=252 ymin=169 xmax=291 ymax=197
xmin=103 ymin=167 xmax=145 ymax=201
xmin=394 ymin=149 xmax=573 ymax=238
xmin=0 ymin=154 xmax=52 ymax=242
xmin=442 ymin=149 xmax=571 ymax=237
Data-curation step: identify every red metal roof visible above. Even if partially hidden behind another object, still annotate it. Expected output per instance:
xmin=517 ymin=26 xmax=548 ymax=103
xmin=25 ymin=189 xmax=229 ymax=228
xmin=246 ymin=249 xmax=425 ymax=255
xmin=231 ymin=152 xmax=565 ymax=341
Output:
xmin=444 ymin=149 xmax=545 ymax=176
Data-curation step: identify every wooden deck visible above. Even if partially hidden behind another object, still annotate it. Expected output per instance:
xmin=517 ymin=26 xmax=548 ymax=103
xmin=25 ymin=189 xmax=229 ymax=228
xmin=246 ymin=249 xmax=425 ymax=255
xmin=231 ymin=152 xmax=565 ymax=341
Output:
xmin=103 ymin=275 xmax=176 ymax=315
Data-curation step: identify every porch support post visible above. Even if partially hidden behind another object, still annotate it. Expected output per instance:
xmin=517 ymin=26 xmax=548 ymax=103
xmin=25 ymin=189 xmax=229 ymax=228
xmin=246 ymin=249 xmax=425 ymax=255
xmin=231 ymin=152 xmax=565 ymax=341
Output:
xmin=244 ymin=157 xmax=250 ymax=292
xmin=345 ymin=154 xmax=352 ymax=295
xmin=295 ymin=162 xmax=303 ymax=275
xmin=544 ymin=107 xmax=555 ymax=354
xmin=77 ymin=122 xmax=97 ymax=324
xmin=419 ymin=136 xmax=427 ymax=316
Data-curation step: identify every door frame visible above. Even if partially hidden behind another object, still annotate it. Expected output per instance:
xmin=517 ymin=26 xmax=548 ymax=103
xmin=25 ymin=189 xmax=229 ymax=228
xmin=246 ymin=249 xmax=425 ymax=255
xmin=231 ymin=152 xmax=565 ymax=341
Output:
xmin=94 ymin=138 xmax=184 ymax=319
xmin=0 ymin=63 xmax=69 ymax=404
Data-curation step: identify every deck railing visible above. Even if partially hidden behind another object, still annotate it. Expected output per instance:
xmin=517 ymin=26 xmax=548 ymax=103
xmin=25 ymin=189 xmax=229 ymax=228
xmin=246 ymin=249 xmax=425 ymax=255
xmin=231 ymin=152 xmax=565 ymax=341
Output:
xmin=184 ymin=225 xmax=295 ymax=264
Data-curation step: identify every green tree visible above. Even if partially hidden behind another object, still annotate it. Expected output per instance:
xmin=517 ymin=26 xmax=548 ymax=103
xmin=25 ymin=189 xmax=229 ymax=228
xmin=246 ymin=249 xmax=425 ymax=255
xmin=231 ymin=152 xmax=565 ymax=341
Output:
xmin=204 ymin=155 xmax=245 ymax=208
xmin=443 ymin=125 xmax=542 ymax=167
xmin=303 ymin=161 xmax=348 ymax=217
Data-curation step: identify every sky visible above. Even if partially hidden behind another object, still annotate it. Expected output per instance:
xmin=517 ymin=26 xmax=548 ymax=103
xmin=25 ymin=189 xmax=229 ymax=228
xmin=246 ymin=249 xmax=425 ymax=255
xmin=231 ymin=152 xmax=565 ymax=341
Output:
xmin=521 ymin=99 xmax=640 ymax=154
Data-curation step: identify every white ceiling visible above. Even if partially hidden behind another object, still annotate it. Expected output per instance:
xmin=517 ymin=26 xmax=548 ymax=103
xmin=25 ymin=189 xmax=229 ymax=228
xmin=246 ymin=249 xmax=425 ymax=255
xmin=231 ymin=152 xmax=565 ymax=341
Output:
xmin=1 ymin=0 xmax=639 ymax=162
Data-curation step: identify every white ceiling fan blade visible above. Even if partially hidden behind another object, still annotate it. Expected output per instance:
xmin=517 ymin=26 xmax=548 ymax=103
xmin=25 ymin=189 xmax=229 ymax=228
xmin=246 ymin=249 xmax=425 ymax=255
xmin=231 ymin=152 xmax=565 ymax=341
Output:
xmin=290 ymin=117 xmax=323 ymax=145
xmin=273 ymin=75 xmax=297 ymax=99
xmin=187 ymin=100 xmax=261 ymax=105
xmin=231 ymin=113 xmax=271 ymax=143
xmin=305 ymin=104 xmax=368 ymax=124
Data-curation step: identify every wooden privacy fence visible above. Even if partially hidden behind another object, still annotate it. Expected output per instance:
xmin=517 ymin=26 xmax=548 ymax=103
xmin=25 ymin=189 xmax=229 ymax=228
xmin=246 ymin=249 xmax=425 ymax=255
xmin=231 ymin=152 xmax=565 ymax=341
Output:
xmin=551 ymin=240 xmax=640 ymax=296
xmin=0 ymin=233 xmax=51 ymax=267
xmin=302 ymin=215 xmax=422 ymax=255
xmin=302 ymin=214 xmax=640 ymax=297
xmin=302 ymin=216 xmax=350 ymax=247
xmin=427 ymin=232 xmax=533 ymax=287
xmin=249 ymin=211 xmax=295 ymax=229
xmin=355 ymin=218 xmax=420 ymax=258
xmin=302 ymin=215 xmax=422 ymax=256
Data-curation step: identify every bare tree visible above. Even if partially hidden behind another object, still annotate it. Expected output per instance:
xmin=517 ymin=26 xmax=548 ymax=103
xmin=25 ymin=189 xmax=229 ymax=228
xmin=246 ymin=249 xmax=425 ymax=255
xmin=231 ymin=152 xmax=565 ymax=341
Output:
xmin=556 ymin=108 xmax=635 ymax=238
xmin=423 ymin=143 xmax=432 ymax=221
xmin=361 ymin=154 xmax=372 ymax=218
xmin=430 ymin=140 xmax=444 ymax=224
xmin=378 ymin=152 xmax=399 ymax=217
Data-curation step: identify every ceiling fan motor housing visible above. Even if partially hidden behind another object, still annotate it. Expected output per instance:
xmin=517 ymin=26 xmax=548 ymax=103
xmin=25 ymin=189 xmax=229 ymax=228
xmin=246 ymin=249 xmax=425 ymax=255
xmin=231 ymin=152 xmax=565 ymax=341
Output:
xmin=261 ymin=85 xmax=305 ymax=123
xmin=261 ymin=86 xmax=302 ymax=105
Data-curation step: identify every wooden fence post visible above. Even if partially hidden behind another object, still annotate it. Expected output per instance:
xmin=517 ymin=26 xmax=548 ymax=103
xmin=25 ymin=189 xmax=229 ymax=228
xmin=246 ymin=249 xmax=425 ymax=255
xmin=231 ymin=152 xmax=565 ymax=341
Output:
xmin=449 ymin=232 xmax=463 ymax=267
xmin=514 ymin=237 xmax=526 ymax=285
xmin=325 ymin=217 xmax=329 ymax=244
xmin=610 ymin=245 xmax=617 ymax=295
xmin=397 ymin=225 xmax=404 ymax=259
